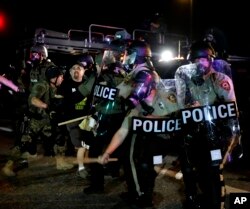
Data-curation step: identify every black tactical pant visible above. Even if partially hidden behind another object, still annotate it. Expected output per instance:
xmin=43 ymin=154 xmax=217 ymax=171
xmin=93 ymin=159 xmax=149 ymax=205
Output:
xmin=179 ymin=123 xmax=226 ymax=209
xmin=122 ymin=133 xmax=170 ymax=206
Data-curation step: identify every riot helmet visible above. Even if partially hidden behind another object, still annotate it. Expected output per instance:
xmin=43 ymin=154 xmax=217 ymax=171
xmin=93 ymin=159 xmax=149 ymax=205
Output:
xmin=187 ymin=41 xmax=216 ymax=62
xmin=30 ymin=45 xmax=48 ymax=61
xmin=124 ymin=40 xmax=152 ymax=65
xmin=77 ymin=54 xmax=94 ymax=69
xmin=102 ymin=39 xmax=126 ymax=67
xmin=45 ymin=65 xmax=64 ymax=81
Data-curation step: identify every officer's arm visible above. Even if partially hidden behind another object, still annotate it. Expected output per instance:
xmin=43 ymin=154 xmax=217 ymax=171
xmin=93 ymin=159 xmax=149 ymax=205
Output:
xmin=105 ymin=126 xmax=128 ymax=156
xmin=30 ymin=97 xmax=48 ymax=109
xmin=100 ymin=109 xmax=135 ymax=164
xmin=78 ymin=72 xmax=96 ymax=97
xmin=99 ymin=126 xmax=128 ymax=164
xmin=29 ymin=82 xmax=48 ymax=109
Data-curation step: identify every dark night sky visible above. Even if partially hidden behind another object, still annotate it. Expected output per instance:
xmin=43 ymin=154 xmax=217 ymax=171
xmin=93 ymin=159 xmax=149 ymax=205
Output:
xmin=0 ymin=0 xmax=249 ymax=66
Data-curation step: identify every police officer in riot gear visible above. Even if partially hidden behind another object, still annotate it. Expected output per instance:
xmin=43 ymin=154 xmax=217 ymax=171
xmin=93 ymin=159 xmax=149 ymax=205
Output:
xmin=83 ymin=40 xmax=128 ymax=194
xmin=28 ymin=44 xmax=55 ymax=91
xmin=175 ymin=41 xmax=241 ymax=209
xmin=119 ymin=40 xmax=158 ymax=112
xmin=99 ymin=40 xmax=169 ymax=208
xmin=1 ymin=66 xmax=73 ymax=176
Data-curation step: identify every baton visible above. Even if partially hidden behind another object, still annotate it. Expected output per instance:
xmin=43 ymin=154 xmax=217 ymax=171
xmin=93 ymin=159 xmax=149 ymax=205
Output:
xmin=58 ymin=115 xmax=90 ymax=126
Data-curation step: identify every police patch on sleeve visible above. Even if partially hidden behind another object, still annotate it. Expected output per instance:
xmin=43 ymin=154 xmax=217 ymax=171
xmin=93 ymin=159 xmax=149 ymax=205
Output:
xmin=167 ymin=93 xmax=177 ymax=103
xmin=220 ymin=80 xmax=231 ymax=91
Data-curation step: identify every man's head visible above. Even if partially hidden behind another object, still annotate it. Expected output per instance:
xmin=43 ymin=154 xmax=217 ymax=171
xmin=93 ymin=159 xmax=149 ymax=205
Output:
xmin=69 ymin=64 xmax=85 ymax=82
xmin=45 ymin=66 xmax=64 ymax=87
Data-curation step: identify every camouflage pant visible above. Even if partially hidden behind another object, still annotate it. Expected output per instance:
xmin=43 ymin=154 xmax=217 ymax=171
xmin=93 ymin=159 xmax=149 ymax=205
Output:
xmin=10 ymin=117 xmax=53 ymax=159
xmin=21 ymin=117 xmax=52 ymax=142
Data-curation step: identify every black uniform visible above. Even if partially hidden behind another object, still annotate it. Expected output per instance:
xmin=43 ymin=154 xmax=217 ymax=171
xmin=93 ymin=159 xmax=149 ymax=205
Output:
xmin=84 ymin=63 xmax=127 ymax=193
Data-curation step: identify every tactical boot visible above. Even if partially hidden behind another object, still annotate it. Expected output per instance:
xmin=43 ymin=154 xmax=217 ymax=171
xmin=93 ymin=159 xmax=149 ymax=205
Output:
xmin=54 ymin=145 xmax=74 ymax=170
xmin=1 ymin=160 xmax=16 ymax=177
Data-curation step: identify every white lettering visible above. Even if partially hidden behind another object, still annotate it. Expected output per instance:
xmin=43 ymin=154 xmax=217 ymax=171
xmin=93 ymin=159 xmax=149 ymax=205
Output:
xmin=234 ymin=197 xmax=241 ymax=204
xmin=143 ymin=120 xmax=153 ymax=132
xmin=218 ymin=104 xmax=227 ymax=118
xmin=132 ymin=117 xmax=181 ymax=133
xmin=182 ymin=110 xmax=192 ymax=124
xmin=192 ymin=109 xmax=203 ymax=122
xmin=211 ymin=105 xmax=217 ymax=119
xmin=166 ymin=120 xmax=174 ymax=132
xmin=181 ymin=102 xmax=237 ymax=124
xmin=234 ymin=197 xmax=247 ymax=204
xmin=241 ymin=197 xmax=247 ymax=204
xmin=175 ymin=119 xmax=181 ymax=130
xmin=108 ymin=88 xmax=116 ymax=100
xmin=132 ymin=119 xmax=142 ymax=131
xmin=93 ymin=84 xmax=118 ymax=101
xmin=228 ymin=103 xmax=237 ymax=117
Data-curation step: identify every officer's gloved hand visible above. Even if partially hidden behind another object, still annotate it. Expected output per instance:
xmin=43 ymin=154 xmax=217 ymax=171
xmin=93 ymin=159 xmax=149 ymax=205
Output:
xmin=140 ymin=100 xmax=154 ymax=116
xmin=125 ymin=98 xmax=136 ymax=112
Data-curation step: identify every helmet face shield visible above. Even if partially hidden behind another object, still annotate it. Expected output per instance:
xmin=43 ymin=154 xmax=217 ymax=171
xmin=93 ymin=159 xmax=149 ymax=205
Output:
xmin=30 ymin=52 xmax=41 ymax=62
xmin=124 ymin=40 xmax=152 ymax=65
xmin=123 ymin=51 xmax=136 ymax=66
xmin=102 ymin=50 xmax=116 ymax=66
xmin=77 ymin=54 xmax=94 ymax=69
xmin=30 ymin=45 xmax=48 ymax=58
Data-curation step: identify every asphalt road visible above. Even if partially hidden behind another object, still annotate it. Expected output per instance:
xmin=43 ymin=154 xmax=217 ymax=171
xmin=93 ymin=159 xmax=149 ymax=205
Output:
xmin=0 ymin=130 xmax=250 ymax=209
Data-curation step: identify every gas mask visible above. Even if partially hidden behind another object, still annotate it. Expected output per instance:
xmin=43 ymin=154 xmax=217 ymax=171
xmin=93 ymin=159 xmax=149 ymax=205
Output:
xmin=123 ymin=51 xmax=136 ymax=66
xmin=30 ymin=52 xmax=41 ymax=65
xmin=191 ymin=63 xmax=209 ymax=86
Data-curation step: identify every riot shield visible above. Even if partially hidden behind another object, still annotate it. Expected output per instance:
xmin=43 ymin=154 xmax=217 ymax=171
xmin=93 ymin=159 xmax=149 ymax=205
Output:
xmin=175 ymin=63 xmax=242 ymax=166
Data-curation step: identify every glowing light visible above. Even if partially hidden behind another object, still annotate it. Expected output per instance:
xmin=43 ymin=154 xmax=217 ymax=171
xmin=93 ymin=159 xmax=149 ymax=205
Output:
xmin=159 ymin=50 xmax=174 ymax=62
xmin=0 ymin=12 xmax=6 ymax=31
